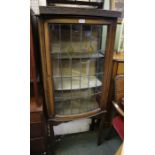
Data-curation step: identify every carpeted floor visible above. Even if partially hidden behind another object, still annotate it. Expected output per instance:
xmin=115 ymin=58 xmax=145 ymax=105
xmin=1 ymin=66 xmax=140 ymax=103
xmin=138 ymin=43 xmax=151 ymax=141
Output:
xmin=55 ymin=131 xmax=122 ymax=155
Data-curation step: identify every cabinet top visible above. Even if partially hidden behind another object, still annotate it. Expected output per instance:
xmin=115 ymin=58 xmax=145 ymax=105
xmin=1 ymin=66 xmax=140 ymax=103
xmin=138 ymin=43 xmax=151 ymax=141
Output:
xmin=39 ymin=6 xmax=121 ymax=19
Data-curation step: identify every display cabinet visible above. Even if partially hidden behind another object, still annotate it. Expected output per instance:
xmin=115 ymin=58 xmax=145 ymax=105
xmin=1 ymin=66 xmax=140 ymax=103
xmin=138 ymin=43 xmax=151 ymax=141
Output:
xmin=38 ymin=7 xmax=121 ymax=123
xmin=30 ymin=11 xmax=48 ymax=155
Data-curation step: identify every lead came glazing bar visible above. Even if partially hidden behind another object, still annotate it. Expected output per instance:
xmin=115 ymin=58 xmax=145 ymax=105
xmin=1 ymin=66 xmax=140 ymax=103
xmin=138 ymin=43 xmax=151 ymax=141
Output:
xmin=88 ymin=25 xmax=93 ymax=93
xmin=51 ymin=23 xmax=105 ymax=115
xmin=93 ymin=25 xmax=98 ymax=96
xmin=86 ymin=25 xmax=92 ymax=112
xmin=79 ymin=24 xmax=83 ymax=114
xmin=95 ymin=50 xmax=100 ymax=109
xmin=56 ymin=24 xmax=62 ymax=113
xmin=91 ymin=25 xmax=97 ymax=110
xmin=94 ymin=26 xmax=100 ymax=109
xmin=58 ymin=24 xmax=65 ymax=115
xmin=70 ymin=24 xmax=73 ymax=114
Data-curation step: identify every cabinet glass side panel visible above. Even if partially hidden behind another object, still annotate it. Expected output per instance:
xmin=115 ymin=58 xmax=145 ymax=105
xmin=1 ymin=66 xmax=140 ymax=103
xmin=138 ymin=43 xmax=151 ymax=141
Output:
xmin=49 ymin=23 xmax=107 ymax=116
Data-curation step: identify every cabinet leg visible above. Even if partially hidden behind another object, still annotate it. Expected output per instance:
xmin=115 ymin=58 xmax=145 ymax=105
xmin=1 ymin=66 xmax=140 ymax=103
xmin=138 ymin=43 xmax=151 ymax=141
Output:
xmin=47 ymin=122 xmax=55 ymax=155
xmin=104 ymin=127 xmax=113 ymax=140
xmin=90 ymin=118 xmax=96 ymax=131
xmin=97 ymin=116 xmax=105 ymax=145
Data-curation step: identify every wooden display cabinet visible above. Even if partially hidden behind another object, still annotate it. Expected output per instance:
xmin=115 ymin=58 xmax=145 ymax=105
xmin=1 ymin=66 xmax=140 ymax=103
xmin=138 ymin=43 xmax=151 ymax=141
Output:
xmin=38 ymin=6 xmax=121 ymax=125
xmin=30 ymin=11 xmax=48 ymax=155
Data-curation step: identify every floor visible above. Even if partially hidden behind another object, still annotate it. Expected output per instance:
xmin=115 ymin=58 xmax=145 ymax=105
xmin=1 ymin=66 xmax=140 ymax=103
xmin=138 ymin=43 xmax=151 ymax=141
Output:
xmin=55 ymin=131 xmax=122 ymax=155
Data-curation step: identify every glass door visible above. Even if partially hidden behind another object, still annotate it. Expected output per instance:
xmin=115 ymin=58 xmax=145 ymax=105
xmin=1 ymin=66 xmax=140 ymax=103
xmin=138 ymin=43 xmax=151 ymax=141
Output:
xmin=46 ymin=20 xmax=108 ymax=116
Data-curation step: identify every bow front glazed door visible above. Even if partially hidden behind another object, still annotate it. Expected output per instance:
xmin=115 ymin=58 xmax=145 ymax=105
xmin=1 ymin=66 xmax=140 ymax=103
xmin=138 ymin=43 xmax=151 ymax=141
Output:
xmin=39 ymin=17 xmax=117 ymax=121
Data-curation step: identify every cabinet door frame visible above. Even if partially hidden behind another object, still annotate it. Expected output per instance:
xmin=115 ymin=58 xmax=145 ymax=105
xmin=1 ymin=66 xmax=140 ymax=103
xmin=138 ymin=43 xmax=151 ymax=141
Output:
xmin=39 ymin=17 xmax=117 ymax=121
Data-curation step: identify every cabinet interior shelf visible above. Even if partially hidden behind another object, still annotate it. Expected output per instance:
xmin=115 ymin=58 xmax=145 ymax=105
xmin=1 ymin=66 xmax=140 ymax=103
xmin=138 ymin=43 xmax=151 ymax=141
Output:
xmin=55 ymin=91 xmax=102 ymax=102
xmin=53 ymin=76 xmax=102 ymax=90
xmin=51 ymin=52 xmax=104 ymax=59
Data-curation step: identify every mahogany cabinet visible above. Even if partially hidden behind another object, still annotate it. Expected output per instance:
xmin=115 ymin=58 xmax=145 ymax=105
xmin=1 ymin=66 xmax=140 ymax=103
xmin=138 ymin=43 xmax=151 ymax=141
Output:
xmin=30 ymin=99 xmax=46 ymax=155
xmin=30 ymin=12 xmax=48 ymax=155
xmin=38 ymin=7 xmax=121 ymax=123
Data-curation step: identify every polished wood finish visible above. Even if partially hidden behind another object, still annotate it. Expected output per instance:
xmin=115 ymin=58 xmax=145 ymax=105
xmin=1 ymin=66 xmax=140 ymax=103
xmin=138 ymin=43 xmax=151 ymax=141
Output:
xmin=31 ymin=112 xmax=42 ymax=123
xmin=30 ymin=137 xmax=46 ymax=154
xmin=30 ymin=13 xmax=48 ymax=154
xmin=100 ymin=19 xmax=117 ymax=109
xmin=30 ymin=123 xmax=44 ymax=138
xmin=39 ymin=17 xmax=119 ymax=120
xmin=41 ymin=17 xmax=118 ymax=118
xmin=45 ymin=18 xmax=112 ymax=24
xmin=30 ymin=99 xmax=49 ymax=154
xmin=51 ymin=109 xmax=106 ymax=122
xmin=44 ymin=22 xmax=55 ymax=116
xmin=30 ymin=22 xmax=40 ymax=106
xmin=38 ymin=19 xmax=50 ymax=115
xmin=30 ymin=99 xmax=47 ymax=155
xmin=30 ymin=97 xmax=43 ymax=112
xmin=38 ymin=8 xmax=120 ymax=150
